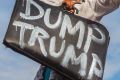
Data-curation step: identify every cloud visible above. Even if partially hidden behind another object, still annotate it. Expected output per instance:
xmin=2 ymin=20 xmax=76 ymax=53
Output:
xmin=101 ymin=8 xmax=120 ymax=80
xmin=0 ymin=45 xmax=40 ymax=80
xmin=104 ymin=57 xmax=120 ymax=80
xmin=103 ymin=44 xmax=120 ymax=80
xmin=104 ymin=61 xmax=120 ymax=80
xmin=0 ymin=0 xmax=15 ymax=43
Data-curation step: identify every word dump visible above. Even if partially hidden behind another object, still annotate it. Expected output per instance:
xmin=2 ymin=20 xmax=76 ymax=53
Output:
xmin=13 ymin=0 xmax=106 ymax=79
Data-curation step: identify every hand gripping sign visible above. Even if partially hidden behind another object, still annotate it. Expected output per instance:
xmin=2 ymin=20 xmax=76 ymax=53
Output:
xmin=3 ymin=0 xmax=110 ymax=80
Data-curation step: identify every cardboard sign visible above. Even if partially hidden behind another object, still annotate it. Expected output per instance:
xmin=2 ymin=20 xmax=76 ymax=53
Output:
xmin=3 ymin=0 xmax=110 ymax=80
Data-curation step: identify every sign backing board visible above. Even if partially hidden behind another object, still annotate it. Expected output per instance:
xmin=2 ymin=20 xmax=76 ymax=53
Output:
xmin=3 ymin=0 xmax=110 ymax=80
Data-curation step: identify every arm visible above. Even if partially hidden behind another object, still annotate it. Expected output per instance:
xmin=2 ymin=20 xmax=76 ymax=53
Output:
xmin=74 ymin=0 xmax=120 ymax=21
xmin=94 ymin=0 xmax=120 ymax=16
xmin=97 ymin=0 xmax=120 ymax=7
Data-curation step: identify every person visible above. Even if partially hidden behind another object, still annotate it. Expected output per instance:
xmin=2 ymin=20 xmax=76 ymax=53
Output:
xmin=34 ymin=0 xmax=120 ymax=80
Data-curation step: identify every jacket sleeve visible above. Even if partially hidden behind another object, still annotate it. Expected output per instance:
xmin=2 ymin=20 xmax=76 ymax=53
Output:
xmin=90 ymin=0 xmax=120 ymax=19
xmin=74 ymin=0 xmax=120 ymax=21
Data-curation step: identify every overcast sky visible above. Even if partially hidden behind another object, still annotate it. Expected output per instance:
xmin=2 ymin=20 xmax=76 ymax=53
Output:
xmin=0 ymin=0 xmax=120 ymax=80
